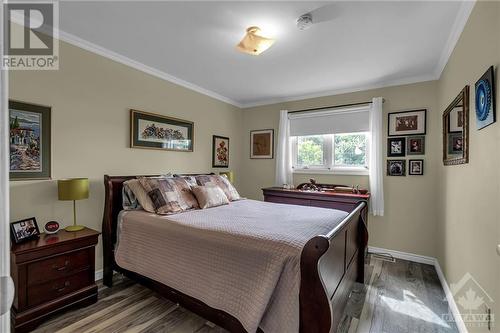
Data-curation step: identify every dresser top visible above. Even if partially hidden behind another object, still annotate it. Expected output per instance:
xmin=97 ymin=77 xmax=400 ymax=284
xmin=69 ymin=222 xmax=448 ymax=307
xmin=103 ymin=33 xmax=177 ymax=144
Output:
xmin=11 ymin=227 xmax=100 ymax=254
xmin=262 ymin=187 xmax=371 ymax=200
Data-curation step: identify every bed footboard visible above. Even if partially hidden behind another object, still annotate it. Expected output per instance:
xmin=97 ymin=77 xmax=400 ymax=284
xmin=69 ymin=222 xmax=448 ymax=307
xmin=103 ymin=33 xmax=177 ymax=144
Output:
xmin=300 ymin=202 xmax=367 ymax=333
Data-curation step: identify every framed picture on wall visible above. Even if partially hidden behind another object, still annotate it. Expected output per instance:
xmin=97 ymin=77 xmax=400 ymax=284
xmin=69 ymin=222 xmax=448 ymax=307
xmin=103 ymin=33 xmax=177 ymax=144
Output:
xmin=387 ymin=137 xmax=406 ymax=157
xmin=250 ymin=129 xmax=274 ymax=159
xmin=409 ymin=159 xmax=424 ymax=175
xmin=9 ymin=101 xmax=51 ymax=180
xmin=388 ymin=109 xmax=427 ymax=136
xmin=407 ymin=136 xmax=425 ymax=155
xmin=387 ymin=160 xmax=406 ymax=176
xmin=475 ymin=66 xmax=496 ymax=130
xmin=130 ymin=109 xmax=194 ymax=152
xmin=212 ymin=135 xmax=229 ymax=168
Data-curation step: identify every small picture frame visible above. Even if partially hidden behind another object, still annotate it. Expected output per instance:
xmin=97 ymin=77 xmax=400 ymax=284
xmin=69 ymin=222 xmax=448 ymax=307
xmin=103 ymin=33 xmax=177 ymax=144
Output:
xmin=10 ymin=217 xmax=40 ymax=244
xmin=250 ymin=129 xmax=274 ymax=159
xmin=388 ymin=109 xmax=427 ymax=136
xmin=448 ymin=132 xmax=464 ymax=155
xmin=387 ymin=160 xmax=406 ymax=176
xmin=387 ymin=137 xmax=406 ymax=157
xmin=212 ymin=135 xmax=229 ymax=168
xmin=406 ymin=136 xmax=425 ymax=155
xmin=409 ymin=159 xmax=424 ymax=175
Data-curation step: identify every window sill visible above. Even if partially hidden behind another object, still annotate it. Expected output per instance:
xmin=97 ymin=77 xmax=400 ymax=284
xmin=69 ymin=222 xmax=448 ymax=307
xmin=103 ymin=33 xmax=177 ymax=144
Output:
xmin=293 ymin=168 xmax=369 ymax=176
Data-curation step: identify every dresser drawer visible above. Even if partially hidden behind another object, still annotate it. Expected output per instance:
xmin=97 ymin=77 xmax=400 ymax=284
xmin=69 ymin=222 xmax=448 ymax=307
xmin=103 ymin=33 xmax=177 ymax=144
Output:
xmin=27 ymin=249 xmax=90 ymax=286
xmin=27 ymin=270 xmax=91 ymax=308
xmin=264 ymin=195 xmax=311 ymax=207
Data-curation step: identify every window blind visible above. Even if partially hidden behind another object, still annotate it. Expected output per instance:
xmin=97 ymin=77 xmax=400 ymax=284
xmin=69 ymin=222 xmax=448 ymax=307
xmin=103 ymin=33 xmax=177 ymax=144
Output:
xmin=289 ymin=106 xmax=370 ymax=136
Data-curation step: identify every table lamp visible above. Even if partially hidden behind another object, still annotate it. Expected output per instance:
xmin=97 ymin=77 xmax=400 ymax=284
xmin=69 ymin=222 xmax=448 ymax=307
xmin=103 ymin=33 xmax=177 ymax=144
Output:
xmin=219 ymin=171 xmax=234 ymax=183
xmin=58 ymin=178 xmax=89 ymax=232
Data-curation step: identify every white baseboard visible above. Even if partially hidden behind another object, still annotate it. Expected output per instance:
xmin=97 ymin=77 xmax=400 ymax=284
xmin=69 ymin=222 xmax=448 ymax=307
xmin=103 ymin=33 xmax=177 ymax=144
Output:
xmin=367 ymin=246 xmax=467 ymax=333
xmin=95 ymin=269 xmax=103 ymax=282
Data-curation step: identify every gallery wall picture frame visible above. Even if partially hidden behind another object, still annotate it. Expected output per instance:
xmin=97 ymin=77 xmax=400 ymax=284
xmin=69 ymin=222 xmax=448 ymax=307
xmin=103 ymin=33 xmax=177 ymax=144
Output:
xmin=387 ymin=137 xmax=406 ymax=157
xmin=387 ymin=160 xmax=406 ymax=176
xmin=448 ymin=105 xmax=464 ymax=133
xmin=407 ymin=136 xmax=425 ymax=155
xmin=475 ymin=66 xmax=496 ymax=130
xmin=9 ymin=100 xmax=51 ymax=180
xmin=388 ymin=109 xmax=427 ymax=136
xmin=250 ymin=129 xmax=274 ymax=159
xmin=10 ymin=217 xmax=40 ymax=244
xmin=130 ymin=109 xmax=194 ymax=152
xmin=409 ymin=159 xmax=424 ymax=175
xmin=212 ymin=135 xmax=229 ymax=168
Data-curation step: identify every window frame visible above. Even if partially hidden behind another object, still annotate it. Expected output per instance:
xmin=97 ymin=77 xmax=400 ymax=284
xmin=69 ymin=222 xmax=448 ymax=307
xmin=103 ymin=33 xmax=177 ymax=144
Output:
xmin=292 ymin=132 xmax=369 ymax=176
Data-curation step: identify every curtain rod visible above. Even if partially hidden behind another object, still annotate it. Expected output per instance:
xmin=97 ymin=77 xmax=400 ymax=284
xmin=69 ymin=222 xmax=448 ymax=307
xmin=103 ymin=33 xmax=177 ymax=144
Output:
xmin=288 ymin=99 xmax=385 ymax=114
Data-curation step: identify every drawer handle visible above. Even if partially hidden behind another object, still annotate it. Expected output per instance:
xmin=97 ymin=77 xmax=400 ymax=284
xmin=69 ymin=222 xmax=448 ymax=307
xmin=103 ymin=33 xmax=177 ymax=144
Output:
xmin=52 ymin=260 xmax=70 ymax=271
xmin=54 ymin=280 xmax=70 ymax=292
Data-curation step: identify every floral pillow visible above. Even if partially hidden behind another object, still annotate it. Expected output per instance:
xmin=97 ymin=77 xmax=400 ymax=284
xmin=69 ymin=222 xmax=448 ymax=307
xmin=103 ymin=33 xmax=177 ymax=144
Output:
xmin=138 ymin=177 xmax=199 ymax=215
xmin=195 ymin=175 xmax=241 ymax=201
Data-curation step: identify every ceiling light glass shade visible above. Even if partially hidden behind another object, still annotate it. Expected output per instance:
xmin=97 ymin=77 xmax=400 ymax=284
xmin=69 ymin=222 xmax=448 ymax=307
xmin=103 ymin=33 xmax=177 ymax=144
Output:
xmin=236 ymin=26 xmax=275 ymax=55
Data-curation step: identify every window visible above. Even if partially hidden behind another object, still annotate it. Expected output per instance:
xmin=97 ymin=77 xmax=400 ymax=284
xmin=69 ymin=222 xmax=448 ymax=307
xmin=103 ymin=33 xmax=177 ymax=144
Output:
xmin=293 ymin=132 xmax=369 ymax=174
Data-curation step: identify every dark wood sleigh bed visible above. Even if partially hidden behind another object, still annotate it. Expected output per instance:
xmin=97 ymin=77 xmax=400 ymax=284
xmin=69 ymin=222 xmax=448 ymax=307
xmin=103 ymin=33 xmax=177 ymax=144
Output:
xmin=102 ymin=174 xmax=368 ymax=333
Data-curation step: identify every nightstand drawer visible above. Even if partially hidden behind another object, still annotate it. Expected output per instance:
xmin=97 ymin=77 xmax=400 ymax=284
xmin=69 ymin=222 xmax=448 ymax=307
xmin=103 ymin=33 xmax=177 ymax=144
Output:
xmin=27 ymin=249 xmax=90 ymax=286
xmin=27 ymin=270 xmax=91 ymax=308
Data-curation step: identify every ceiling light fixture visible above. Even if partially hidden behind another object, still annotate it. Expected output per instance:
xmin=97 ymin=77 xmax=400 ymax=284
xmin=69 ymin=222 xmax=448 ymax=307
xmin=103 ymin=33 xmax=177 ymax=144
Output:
xmin=236 ymin=26 xmax=275 ymax=56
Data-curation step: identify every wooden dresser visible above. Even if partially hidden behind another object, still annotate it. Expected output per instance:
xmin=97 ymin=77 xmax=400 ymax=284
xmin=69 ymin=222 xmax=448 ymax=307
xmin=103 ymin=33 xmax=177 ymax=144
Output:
xmin=262 ymin=186 xmax=370 ymax=223
xmin=11 ymin=227 xmax=99 ymax=333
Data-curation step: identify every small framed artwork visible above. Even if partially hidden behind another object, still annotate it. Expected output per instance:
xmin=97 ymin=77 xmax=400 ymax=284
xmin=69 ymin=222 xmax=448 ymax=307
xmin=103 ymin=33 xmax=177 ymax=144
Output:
xmin=9 ymin=101 xmax=51 ymax=180
xmin=387 ymin=137 xmax=406 ymax=157
xmin=10 ymin=217 xmax=40 ymax=244
xmin=387 ymin=160 xmax=406 ymax=176
xmin=212 ymin=135 xmax=229 ymax=168
xmin=407 ymin=136 xmax=425 ymax=155
xmin=409 ymin=159 xmax=424 ymax=175
xmin=448 ymin=105 xmax=464 ymax=133
xmin=130 ymin=109 xmax=194 ymax=152
xmin=388 ymin=109 xmax=427 ymax=136
xmin=448 ymin=132 xmax=464 ymax=155
xmin=250 ymin=129 xmax=274 ymax=159
xmin=475 ymin=66 xmax=496 ymax=130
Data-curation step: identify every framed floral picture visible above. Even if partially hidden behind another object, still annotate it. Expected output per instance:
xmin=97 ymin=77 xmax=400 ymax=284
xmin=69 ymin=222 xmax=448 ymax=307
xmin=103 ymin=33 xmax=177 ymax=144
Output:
xmin=212 ymin=135 xmax=229 ymax=168
xmin=250 ymin=129 xmax=274 ymax=159
xmin=130 ymin=109 xmax=194 ymax=152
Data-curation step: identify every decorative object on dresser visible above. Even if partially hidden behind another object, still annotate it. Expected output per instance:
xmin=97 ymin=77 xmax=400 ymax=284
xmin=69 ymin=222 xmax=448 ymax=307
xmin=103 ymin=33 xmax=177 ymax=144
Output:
xmin=409 ymin=159 xmax=424 ymax=175
xmin=443 ymin=86 xmax=469 ymax=165
xmin=387 ymin=160 xmax=406 ymax=176
xmin=388 ymin=109 xmax=426 ymax=136
xmin=475 ymin=66 xmax=496 ymax=130
xmin=219 ymin=171 xmax=234 ymax=183
xmin=58 ymin=178 xmax=89 ymax=232
xmin=9 ymin=101 xmax=51 ymax=180
xmin=10 ymin=227 xmax=99 ymax=333
xmin=43 ymin=221 xmax=60 ymax=234
xmin=130 ymin=109 xmax=194 ymax=152
xmin=406 ymin=136 xmax=425 ymax=155
xmin=10 ymin=217 xmax=40 ymax=244
xmin=250 ymin=129 xmax=274 ymax=159
xmin=387 ymin=137 xmax=406 ymax=157
xmin=212 ymin=135 xmax=229 ymax=167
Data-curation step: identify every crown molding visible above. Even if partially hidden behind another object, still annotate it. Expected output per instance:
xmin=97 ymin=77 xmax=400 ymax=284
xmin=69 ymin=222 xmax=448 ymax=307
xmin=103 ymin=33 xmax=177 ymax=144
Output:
xmin=56 ymin=30 xmax=244 ymax=108
xmin=433 ymin=0 xmax=476 ymax=79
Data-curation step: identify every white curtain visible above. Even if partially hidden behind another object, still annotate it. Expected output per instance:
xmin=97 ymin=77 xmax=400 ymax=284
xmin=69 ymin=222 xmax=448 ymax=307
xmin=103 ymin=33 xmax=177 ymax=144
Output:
xmin=369 ymin=97 xmax=384 ymax=216
xmin=275 ymin=110 xmax=293 ymax=186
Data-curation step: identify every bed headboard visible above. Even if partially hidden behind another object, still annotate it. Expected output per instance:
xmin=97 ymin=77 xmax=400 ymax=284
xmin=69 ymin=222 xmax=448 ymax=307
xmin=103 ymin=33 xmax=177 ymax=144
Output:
xmin=101 ymin=173 xmax=214 ymax=285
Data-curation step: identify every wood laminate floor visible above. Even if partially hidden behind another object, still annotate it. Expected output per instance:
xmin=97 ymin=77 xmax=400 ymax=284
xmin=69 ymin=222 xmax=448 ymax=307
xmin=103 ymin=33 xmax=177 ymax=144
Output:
xmin=32 ymin=256 xmax=458 ymax=333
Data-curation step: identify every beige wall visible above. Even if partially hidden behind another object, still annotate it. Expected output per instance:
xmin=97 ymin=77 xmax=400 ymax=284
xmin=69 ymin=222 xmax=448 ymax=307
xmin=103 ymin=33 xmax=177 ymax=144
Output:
xmin=240 ymin=81 xmax=441 ymax=258
xmin=436 ymin=1 xmax=500 ymax=330
xmin=9 ymin=41 xmax=243 ymax=271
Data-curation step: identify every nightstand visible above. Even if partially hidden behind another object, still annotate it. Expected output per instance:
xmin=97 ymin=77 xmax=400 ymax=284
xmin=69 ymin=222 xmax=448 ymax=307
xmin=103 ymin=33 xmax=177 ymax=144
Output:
xmin=10 ymin=227 xmax=100 ymax=333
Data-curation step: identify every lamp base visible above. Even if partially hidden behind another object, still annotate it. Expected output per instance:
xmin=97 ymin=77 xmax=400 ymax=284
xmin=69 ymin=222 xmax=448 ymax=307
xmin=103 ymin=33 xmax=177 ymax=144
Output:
xmin=65 ymin=225 xmax=85 ymax=232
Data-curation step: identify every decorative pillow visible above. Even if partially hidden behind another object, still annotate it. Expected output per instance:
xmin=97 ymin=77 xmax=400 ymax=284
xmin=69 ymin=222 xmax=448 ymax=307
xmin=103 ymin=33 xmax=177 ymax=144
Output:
xmin=195 ymin=175 xmax=241 ymax=201
xmin=123 ymin=179 xmax=156 ymax=213
xmin=122 ymin=184 xmax=142 ymax=210
xmin=191 ymin=185 xmax=230 ymax=209
xmin=139 ymin=177 xmax=199 ymax=215
xmin=173 ymin=175 xmax=197 ymax=188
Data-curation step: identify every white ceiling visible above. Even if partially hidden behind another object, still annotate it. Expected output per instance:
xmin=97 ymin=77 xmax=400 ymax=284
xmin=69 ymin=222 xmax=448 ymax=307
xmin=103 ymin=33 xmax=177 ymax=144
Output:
xmin=58 ymin=1 xmax=473 ymax=107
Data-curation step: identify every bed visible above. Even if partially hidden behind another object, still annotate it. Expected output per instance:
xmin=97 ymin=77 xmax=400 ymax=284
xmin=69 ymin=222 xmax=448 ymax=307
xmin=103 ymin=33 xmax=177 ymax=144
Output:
xmin=102 ymin=174 xmax=368 ymax=333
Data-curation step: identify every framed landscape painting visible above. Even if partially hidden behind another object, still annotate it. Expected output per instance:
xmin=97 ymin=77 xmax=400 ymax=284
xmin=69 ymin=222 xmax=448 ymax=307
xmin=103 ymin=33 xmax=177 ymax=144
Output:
xmin=212 ymin=135 xmax=229 ymax=168
xmin=9 ymin=101 xmax=51 ymax=180
xmin=130 ymin=109 xmax=194 ymax=152
xmin=388 ymin=109 xmax=426 ymax=136
xmin=250 ymin=129 xmax=274 ymax=159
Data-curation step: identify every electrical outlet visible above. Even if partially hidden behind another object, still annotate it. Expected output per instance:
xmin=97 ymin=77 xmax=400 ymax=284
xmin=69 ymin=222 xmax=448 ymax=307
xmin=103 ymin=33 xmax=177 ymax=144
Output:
xmin=497 ymin=244 xmax=500 ymax=256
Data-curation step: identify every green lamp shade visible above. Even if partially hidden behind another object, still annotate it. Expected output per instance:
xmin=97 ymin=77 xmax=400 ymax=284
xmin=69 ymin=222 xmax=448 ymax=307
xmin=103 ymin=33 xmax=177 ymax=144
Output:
xmin=219 ymin=171 xmax=234 ymax=183
xmin=58 ymin=178 xmax=89 ymax=201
